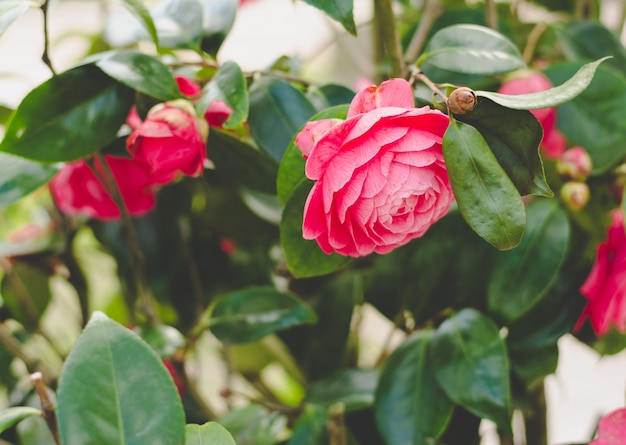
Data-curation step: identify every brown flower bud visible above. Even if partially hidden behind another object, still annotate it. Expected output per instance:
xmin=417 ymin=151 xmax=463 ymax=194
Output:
xmin=556 ymin=146 xmax=592 ymax=181
xmin=447 ymin=87 xmax=477 ymax=115
xmin=560 ymin=181 xmax=590 ymax=211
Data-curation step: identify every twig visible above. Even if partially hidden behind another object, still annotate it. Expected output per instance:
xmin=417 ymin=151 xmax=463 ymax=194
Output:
xmin=328 ymin=403 xmax=347 ymax=445
xmin=31 ymin=372 xmax=61 ymax=445
xmin=373 ymin=0 xmax=405 ymax=78
xmin=522 ymin=22 xmax=548 ymax=64
xmin=617 ymin=0 xmax=626 ymax=39
xmin=178 ymin=218 xmax=205 ymax=329
xmin=410 ymin=66 xmax=448 ymax=104
xmin=404 ymin=0 xmax=444 ymax=64
xmin=485 ymin=0 xmax=497 ymax=30
xmin=0 ymin=323 xmax=57 ymax=384
xmin=89 ymin=154 xmax=159 ymax=326
xmin=40 ymin=0 xmax=56 ymax=75
xmin=220 ymin=387 xmax=296 ymax=416
xmin=525 ymin=381 xmax=548 ymax=445
xmin=59 ymin=240 xmax=90 ymax=328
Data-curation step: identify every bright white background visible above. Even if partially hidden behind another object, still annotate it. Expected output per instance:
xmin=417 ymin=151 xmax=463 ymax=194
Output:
xmin=0 ymin=1 xmax=624 ymax=444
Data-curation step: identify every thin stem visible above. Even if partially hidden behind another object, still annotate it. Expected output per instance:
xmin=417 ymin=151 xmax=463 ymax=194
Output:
xmin=90 ymin=154 xmax=159 ymax=326
xmin=617 ymin=1 xmax=626 ymax=39
xmin=31 ymin=372 xmax=61 ymax=445
xmin=373 ymin=0 xmax=405 ymax=78
xmin=179 ymin=218 xmax=205 ymax=329
xmin=222 ymin=387 xmax=296 ymax=415
xmin=525 ymin=381 xmax=548 ymax=445
xmin=575 ymin=0 xmax=592 ymax=19
xmin=40 ymin=0 xmax=56 ymax=75
xmin=60 ymin=242 xmax=90 ymax=328
xmin=328 ymin=403 xmax=347 ymax=445
xmin=404 ymin=0 xmax=444 ymax=64
xmin=410 ymin=66 xmax=448 ymax=104
xmin=522 ymin=22 xmax=548 ymax=64
xmin=0 ymin=323 xmax=57 ymax=384
xmin=498 ymin=431 xmax=514 ymax=445
xmin=485 ymin=0 xmax=497 ymax=30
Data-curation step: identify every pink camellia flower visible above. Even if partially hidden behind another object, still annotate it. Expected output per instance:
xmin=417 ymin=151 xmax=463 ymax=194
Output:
xmin=175 ymin=75 xmax=233 ymax=128
xmin=126 ymin=99 xmax=210 ymax=183
xmin=576 ymin=210 xmax=626 ymax=335
xmin=497 ymin=71 xmax=567 ymax=158
xmin=50 ymin=155 xmax=159 ymax=220
xmin=556 ymin=145 xmax=593 ymax=181
xmin=295 ymin=78 xmax=454 ymax=257
xmin=590 ymin=408 xmax=626 ymax=445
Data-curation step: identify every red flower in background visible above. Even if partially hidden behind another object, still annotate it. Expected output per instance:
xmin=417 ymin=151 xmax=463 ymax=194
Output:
xmin=576 ymin=210 xmax=626 ymax=335
xmin=295 ymin=78 xmax=454 ymax=257
xmin=497 ymin=71 xmax=567 ymax=158
xmin=50 ymin=155 xmax=159 ymax=220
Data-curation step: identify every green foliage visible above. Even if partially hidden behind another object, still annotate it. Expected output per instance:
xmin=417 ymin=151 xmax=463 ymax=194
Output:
xmin=197 ymin=61 xmax=249 ymax=128
xmin=118 ymin=0 xmax=160 ymax=47
xmin=185 ymin=422 xmax=236 ymax=445
xmin=0 ymin=152 xmax=59 ymax=205
xmin=0 ymin=406 xmax=41 ymax=434
xmin=300 ymin=0 xmax=356 ymax=35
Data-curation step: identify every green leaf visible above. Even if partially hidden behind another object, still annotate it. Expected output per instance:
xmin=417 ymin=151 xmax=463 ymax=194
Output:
xmin=197 ymin=61 xmax=248 ymax=129
xmin=136 ymin=325 xmax=186 ymax=359
xmin=288 ymin=404 xmax=328 ymax=445
xmin=0 ymin=152 xmax=59 ymax=205
xmin=455 ymin=97 xmax=550 ymax=197
xmin=431 ymin=309 xmax=511 ymax=432
xmin=150 ymin=0 xmax=203 ymax=50
xmin=248 ymin=77 xmax=317 ymax=162
xmin=209 ymin=129 xmax=278 ymax=194
xmin=56 ymin=312 xmax=185 ymax=445
xmin=375 ymin=330 xmax=454 ymax=445
xmin=209 ymin=286 xmax=318 ymax=344
xmin=117 ymin=0 xmax=159 ymax=47
xmin=185 ymin=422 xmax=236 ymax=445
xmin=280 ymin=181 xmax=352 ymax=278
xmin=301 ymin=0 xmax=356 ymax=35
xmin=544 ymin=62 xmax=626 ymax=173
xmin=0 ymin=406 xmax=41 ymax=434
xmin=556 ymin=21 xmax=626 ymax=76
xmin=308 ymin=369 xmax=379 ymax=412
xmin=1 ymin=262 xmax=52 ymax=330
xmin=477 ymin=57 xmax=610 ymax=110
xmin=0 ymin=65 xmax=134 ymax=162
xmin=218 ymin=405 xmax=287 ymax=445
xmin=508 ymin=344 xmax=558 ymax=386
xmin=95 ymin=51 xmax=181 ymax=101
xmin=0 ymin=0 xmax=31 ymax=38
xmin=442 ymin=119 xmax=526 ymax=250
xmin=487 ymin=199 xmax=570 ymax=323
xmin=277 ymin=104 xmax=349 ymax=205
xmin=418 ymin=24 xmax=525 ymax=75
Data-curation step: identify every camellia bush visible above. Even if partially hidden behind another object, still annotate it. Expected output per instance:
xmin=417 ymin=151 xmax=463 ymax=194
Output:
xmin=1 ymin=0 xmax=626 ymax=444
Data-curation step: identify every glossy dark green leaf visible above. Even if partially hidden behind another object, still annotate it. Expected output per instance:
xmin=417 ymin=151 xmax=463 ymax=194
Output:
xmin=477 ymin=57 xmax=609 ymax=110
xmin=218 ymin=405 xmax=287 ymax=445
xmin=364 ymin=210 xmax=496 ymax=325
xmin=209 ymin=129 xmax=278 ymax=194
xmin=0 ymin=0 xmax=30 ymax=38
xmin=307 ymin=84 xmax=355 ymax=110
xmin=308 ymin=369 xmax=379 ymax=412
xmin=544 ymin=62 xmax=626 ymax=173
xmin=301 ymin=0 xmax=355 ymax=35
xmin=288 ymin=404 xmax=328 ymax=445
xmin=185 ymin=422 xmax=236 ymax=445
xmin=442 ymin=119 xmax=525 ymax=250
xmin=418 ymin=24 xmax=524 ymax=75
xmin=209 ymin=286 xmax=317 ymax=344
xmin=375 ymin=330 xmax=454 ymax=445
xmin=556 ymin=21 xmax=626 ymax=75
xmin=1 ymin=262 xmax=52 ymax=330
xmin=455 ymin=97 xmax=550 ymax=197
xmin=56 ymin=312 xmax=185 ymax=445
xmin=95 ymin=51 xmax=181 ymax=101
xmin=0 ymin=65 xmax=134 ymax=162
xmin=119 ymin=0 xmax=159 ymax=46
xmin=280 ymin=181 xmax=352 ymax=278
xmin=0 ymin=152 xmax=59 ymax=205
xmin=431 ymin=309 xmax=511 ymax=431
xmin=0 ymin=406 xmax=41 ymax=434
xmin=197 ymin=61 xmax=248 ymax=128
xmin=248 ymin=77 xmax=317 ymax=162
xmin=136 ymin=325 xmax=185 ymax=359
xmin=488 ymin=199 xmax=570 ymax=323
xmin=277 ymin=104 xmax=348 ymax=205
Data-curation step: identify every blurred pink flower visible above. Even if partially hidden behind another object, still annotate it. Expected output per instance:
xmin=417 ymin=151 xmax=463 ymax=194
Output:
xmin=577 ymin=210 xmax=626 ymax=335
xmin=590 ymin=408 xmax=626 ymax=445
xmin=498 ymin=71 xmax=567 ymax=158
xmin=295 ymin=78 xmax=454 ymax=257
xmin=50 ymin=155 xmax=159 ymax=220
xmin=126 ymin=99 xmax=209 ymax=183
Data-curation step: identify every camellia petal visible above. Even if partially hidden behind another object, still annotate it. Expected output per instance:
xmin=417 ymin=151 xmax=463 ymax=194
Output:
xmin=348 ymin=78 xmax=415 ymax=117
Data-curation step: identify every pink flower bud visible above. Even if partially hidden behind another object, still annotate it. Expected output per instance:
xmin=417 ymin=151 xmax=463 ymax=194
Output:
xmin=560 ymin=181 xmax=590 ymax=211
xmin=556 ymin=146 xmax=593 ymax=181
